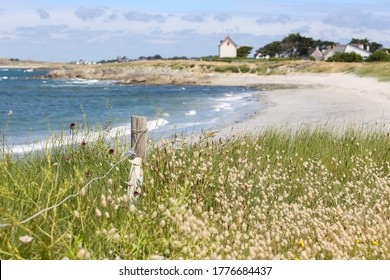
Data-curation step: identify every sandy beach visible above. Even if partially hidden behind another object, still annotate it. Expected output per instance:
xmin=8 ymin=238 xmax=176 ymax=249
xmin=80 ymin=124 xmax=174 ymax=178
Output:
xmin=2 ymin=59 xmax=390 ymax=136
xmin=207 ymin=72 xmax=390 ymax=136
xmin=39 ymin=61 xmax=390 ymax=135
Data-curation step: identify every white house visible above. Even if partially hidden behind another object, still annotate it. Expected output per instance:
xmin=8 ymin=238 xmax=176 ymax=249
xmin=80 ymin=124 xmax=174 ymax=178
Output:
xmin=324 ymin=44 xmax=372 ymax=60
xmin=219 ymin=36 xmax=238 ymax=58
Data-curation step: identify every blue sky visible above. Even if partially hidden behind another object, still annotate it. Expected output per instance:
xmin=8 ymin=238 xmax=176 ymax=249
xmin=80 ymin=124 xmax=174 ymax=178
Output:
xmin=1 ymin=0 xmax=389 ymax=62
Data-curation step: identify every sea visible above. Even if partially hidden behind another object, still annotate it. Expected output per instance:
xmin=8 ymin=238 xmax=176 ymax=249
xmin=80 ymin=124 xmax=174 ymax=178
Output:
xmin=0 ymin=68 xmax=260 ymax=153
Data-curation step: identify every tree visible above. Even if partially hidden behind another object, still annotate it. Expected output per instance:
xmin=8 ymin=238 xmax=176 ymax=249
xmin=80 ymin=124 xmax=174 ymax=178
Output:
xmin=281 ymin=33 xmax=315 ymax=57
xmin=349 ymin=38 xmax=383 ymax=52
xmin=314 ymin=40 xmax=336 ymax=51
xmin=237 ymin=46 xmax=253 ymax=58
xmin=366 ymin=50 xmax=389 ymax=62
xmin=255 ymin=41 xmax=282 ymax=58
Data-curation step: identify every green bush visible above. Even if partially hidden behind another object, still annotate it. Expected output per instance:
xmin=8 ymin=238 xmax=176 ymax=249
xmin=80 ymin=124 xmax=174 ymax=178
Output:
xmin=239 ymin=64 xmax=251 ymax=73
xmin=327 ymin=52 xmax=363 ymax=62
xmin=214 ymin=65 xmax=240 ymax=73
xmin=366 ymin=50 xmax=390 ymax=62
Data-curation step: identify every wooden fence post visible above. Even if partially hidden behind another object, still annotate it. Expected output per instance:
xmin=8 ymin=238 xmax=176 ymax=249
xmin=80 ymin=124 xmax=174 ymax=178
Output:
xmin=131 ymin=115 xmax=148 ymax=162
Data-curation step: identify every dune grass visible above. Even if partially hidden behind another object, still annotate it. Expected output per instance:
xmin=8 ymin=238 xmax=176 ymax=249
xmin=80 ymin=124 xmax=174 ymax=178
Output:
xmin=0 ymin=125 xmax=389 ymax=260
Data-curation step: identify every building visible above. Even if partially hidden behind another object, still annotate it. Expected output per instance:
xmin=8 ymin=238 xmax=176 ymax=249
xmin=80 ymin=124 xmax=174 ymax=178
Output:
xmin=324 ymin=44 xmax=372 ymax=60
xmin=219 ymin=36 xmax=238 ymax=58
xmin=308 ymin=46 xmax=324 ymax=61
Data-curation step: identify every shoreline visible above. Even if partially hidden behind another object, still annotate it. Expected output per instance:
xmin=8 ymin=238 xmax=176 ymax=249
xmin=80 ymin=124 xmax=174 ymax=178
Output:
xmin=212 ymin=73 xmax=390 ymax=137
xmin=3 ymin=59 xmax=390 ymax=137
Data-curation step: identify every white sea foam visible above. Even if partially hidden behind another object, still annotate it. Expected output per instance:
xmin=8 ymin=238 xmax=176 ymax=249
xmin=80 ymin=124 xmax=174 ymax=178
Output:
xmin=212 ymin=102 xmax=233 ymax=112
xmin=8 ymin=118 xmax=169 ymax=155
xmin=211 ymin=92 xmax=252 ymax=112
xmin=148 ymin=118 xmax=169 ymax=130
xmin=185 ymin=110 xmax=197 ymax=116
xmin=68 ymin=79 xmax=102 ymax=85
xmin=168 ymin=118 xmax=218 ymax=130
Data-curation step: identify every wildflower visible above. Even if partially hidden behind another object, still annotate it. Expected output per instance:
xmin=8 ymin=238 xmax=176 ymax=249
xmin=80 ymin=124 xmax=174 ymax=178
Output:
xmin=79 ymin=187 xmax=86 ymax=196
xmin=107 ymin=178 xmax=113 ymax=185
xmin=84 ymin=252 xmax=91 ymax=260
xmin=70 ymin=122 xmax=76 ymax=135
xmin=112 ymin=233 xmax=121 ymax=242
xmin=81 ymin=141 xmax=87 ymax=147
xmin=8 ymin=110 xmax=13 ymax=119
xmin=19 ymin=235 xmax=33 ymax=243
xmin=160 ymin=219 xmax=166 ymax=228
xmin=77 ymin=248 xmax=86 ymax=259
xmin=101 ymin=198 xmax=107 ymax=208
xmin=372 ymin=241 xmax=379 ymax=246
xmin=95 ymin=208 xmax=102 ymax=217
xmin=298 ymin=240 xmax=305 ymax=248
xmin=149 ymin=255 xmax=164 ymax=260
xmin=172 ymin=241 xmax=181 ymax=248
xmin=109 ymin=148 xmax=114 ymax=155
xmin=129 ymin=204 xmax=136 ymax=213
xmin=73 ymin=210 xmax=80 ymax=218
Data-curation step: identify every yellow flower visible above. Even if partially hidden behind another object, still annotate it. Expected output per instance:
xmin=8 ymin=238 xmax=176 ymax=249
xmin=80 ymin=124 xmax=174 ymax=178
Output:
xmin=355 ymin=239 xmax=361 ymax=243
xmin=298 ymin=240 xmax=305 ymax=248
xmin=372 ymin=241 xmax=378 ymax=246
xmin=294 ymin=257 xmax=300 ymax=260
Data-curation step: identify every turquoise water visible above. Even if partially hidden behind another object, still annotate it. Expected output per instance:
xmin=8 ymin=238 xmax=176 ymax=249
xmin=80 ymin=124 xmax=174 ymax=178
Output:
xmin=0 ymin=68 xmax=260 ymax=151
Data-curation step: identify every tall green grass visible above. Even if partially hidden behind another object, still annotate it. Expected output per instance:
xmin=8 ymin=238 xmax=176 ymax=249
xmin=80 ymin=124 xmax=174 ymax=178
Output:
xmin=0 ymin=126 xmax=389 ymax=259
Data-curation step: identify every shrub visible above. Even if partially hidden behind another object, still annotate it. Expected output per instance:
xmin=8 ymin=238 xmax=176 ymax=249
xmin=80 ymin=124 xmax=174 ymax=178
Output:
xmin=239 ymin=64 xmax=251 ymax=73
xmin=327 ymin=52 xmax=363 ymax=62
xmin=366 ymin=50 xmax=390 ymax=62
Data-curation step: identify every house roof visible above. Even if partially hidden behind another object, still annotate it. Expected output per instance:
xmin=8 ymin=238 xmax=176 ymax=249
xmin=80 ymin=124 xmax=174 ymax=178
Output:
xmin=332 ymin=44 xmax=371 ymax=55
xmin=219 ymin=36 xmax=238 ymax=48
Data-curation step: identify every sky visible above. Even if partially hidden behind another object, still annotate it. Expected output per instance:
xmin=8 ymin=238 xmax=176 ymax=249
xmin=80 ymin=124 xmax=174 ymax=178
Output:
xmin=1 ymin=0 xmax=390 ymax=62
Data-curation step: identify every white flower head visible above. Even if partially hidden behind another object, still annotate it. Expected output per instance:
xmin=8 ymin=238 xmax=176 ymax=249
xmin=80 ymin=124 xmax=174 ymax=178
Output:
xmin=19 ymin=235 xmax=33 ymax=243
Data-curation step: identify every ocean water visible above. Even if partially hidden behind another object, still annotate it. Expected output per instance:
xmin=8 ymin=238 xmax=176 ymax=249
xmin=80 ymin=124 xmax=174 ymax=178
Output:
xmin=0 ymin=68 xmax=260 ymax=152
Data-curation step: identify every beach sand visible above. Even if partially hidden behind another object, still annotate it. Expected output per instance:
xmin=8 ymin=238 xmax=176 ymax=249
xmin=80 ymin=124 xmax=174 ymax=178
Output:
xmin=206 ymin=72 xmax=390 ymax=136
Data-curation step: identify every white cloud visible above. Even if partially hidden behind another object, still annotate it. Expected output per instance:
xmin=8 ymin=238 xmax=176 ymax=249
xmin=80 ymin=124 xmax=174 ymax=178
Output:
xmin=213 ymin=13 xmax=232 ymax=22
xmin=74 ymin=6 xmax=107 ymax=21
xmin=256 ymin=15 xmax=293 ymax=25
xmin=123 ymin=11 xmax=165 ymax=23
xmin=181 ymin=14 xmax=208 ymax=22
xmin=36 ymin=8 xmax=50 ymax=20
xmin=1 ymin=1 xmax=390 ymax=62
xmin=323 ymin=9 xmax=390 ymax=31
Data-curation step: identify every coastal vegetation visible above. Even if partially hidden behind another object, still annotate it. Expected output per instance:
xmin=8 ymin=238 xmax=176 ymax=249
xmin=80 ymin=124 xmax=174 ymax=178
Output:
xmin=0 ymin=125 xmax=389 ymax=260
xmin=2 ymin=57 xmax=390 ymax=82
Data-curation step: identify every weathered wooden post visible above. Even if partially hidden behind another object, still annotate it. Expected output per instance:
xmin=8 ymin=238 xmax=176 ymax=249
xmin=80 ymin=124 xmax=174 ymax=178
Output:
xmin=130 ymin=115 xmax=148 ymax=161
xmin=128 ymin=116 xmax=148 ymax=205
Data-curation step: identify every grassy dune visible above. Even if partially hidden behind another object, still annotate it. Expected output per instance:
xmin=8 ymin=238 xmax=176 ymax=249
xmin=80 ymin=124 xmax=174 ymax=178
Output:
xmin=3 ymin=58 xmax=390 ymax=83
xmin=1 ymin=126 xmax=389 ymax=260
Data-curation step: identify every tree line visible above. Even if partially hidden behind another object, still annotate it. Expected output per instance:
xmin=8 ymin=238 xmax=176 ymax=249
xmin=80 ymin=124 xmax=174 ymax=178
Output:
xmin=236 ymin=33 xmax=389 ymax=61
